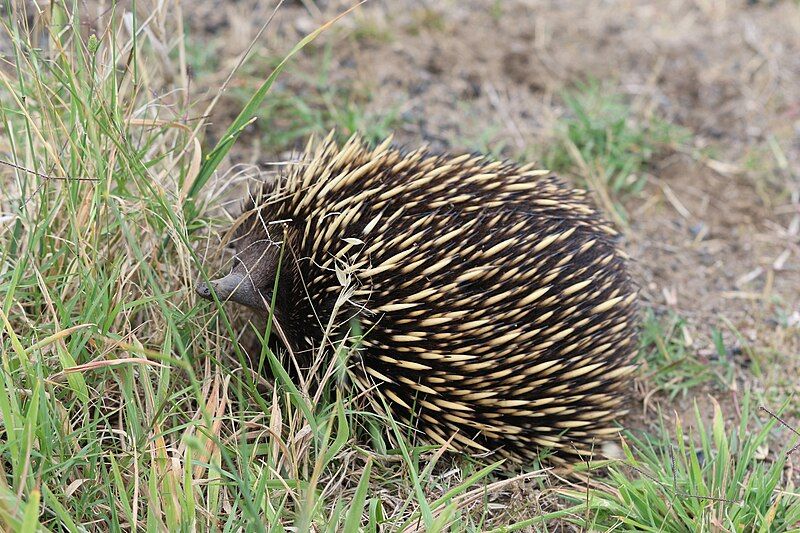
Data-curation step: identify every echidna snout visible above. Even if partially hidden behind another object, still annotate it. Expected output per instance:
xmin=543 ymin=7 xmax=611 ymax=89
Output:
xmin=196 ymin=273 xmax=268 ymax=310
xmin=197 ymin=238 xmax=281 ymax=310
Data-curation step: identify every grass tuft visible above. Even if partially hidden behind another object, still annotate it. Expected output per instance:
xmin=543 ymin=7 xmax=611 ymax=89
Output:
xmin=545 ymin=82 xmax=690 ymax=220
xmin=564 ymin=394 xmax=800 ymax=531
xmin=224 ymin=43 xmax=400 ymax=154
xmin=638 ymin=310 xmax=735 ymax=400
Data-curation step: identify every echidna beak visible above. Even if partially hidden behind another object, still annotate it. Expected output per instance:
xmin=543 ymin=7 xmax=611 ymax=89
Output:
xmin=196 ymin=273 xmax=269 ymax=311
xmin=196 ymin=280 xmax=213 ymax=300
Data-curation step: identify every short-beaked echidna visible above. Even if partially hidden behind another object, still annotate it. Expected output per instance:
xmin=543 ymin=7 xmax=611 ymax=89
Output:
xmin=197 ymin=132 xmax=639 ymax=464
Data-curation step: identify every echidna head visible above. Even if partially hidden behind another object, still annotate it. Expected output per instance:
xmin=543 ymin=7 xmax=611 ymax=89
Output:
xmin=196 ymin=228 xmax=283 ymax=312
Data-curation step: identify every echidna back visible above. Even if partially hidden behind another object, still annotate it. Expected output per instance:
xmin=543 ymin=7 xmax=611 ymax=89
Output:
xmin=237 ymin=133 xmax=638 ymax=462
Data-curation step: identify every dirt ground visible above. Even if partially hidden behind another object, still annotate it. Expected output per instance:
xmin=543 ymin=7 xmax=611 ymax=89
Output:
xmin=183 ymin=0 xmax=800 ymax=437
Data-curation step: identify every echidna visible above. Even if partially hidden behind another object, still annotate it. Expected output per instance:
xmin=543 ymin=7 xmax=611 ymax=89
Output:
xmin=197 ymin=132 xmax=639 ymax=464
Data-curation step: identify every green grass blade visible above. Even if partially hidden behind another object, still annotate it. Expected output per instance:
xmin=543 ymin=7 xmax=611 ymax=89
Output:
xmin=186 ymin=2 xmax=365 ymax=201
xmin=343 ymin=458 xmax=372 ymax=532
xmin=322 ymin=397 xmax=349 ymax=465
xmin=19 ymin=488 xmax=40 ymax=533
xmin=40 ymin=485 xmax=80 ymax=533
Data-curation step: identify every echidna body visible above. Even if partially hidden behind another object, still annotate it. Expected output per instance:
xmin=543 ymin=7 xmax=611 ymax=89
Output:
xmin=197 ymin=133 xmax=639 ymax=463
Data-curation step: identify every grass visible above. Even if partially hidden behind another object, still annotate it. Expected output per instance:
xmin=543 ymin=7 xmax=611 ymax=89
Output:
xmin=564 ymin=395 xmax=800 ymax=531
xmin=544 ymin=82 xmax=690 ymax=221
xmin=224 ymin=43 xmax=400 ymax=153
xmin=638 ymin=310 xmax=738 ymax=400
xmin=1 ymin=2 xmax=799 ymax=532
